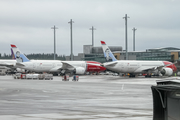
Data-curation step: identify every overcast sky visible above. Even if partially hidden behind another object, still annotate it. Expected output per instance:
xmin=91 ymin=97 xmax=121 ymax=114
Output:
xmin=0 ymin=0 xmax=180 ymax=56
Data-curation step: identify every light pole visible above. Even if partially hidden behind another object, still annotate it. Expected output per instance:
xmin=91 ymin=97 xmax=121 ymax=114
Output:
xmin=68 ymin=19 xmax=74 ymax=61
xmin=132 ymin=27 xmax=137 ymax=51
xmin=51 ymin=25 xmax=58 ymax=60
xmin=123 ymin=14 xmax=130 ymax=60
xmin=89 ymin=26 xmax=96 ymax=47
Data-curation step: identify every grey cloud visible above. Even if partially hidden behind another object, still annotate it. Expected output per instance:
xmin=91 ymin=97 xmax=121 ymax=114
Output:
xmin=0 ymin=0 xmax=180 ymax=56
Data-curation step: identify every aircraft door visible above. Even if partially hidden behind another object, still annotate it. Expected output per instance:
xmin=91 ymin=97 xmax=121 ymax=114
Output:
xmin=121 ymin=63 xmax=127 ymax=72
xmin=39 ymin=63 xmax=42 ymax=70
xmin=33 ymin=63 xmax=36 ymax=70
xmin=53 ymin=63 xmax=56 ymax=68
xmin=125 ymin=62 xmax=129 ymax=72
xmin=82 ymin=62 xmax=86 ymax=69
xmin=120 ymin=63 xmax=124 ymax=72
xmin=138 ymin=63 xmax=141 ymax=68
xmin=127 ymin=63 xmax=137 ymax=73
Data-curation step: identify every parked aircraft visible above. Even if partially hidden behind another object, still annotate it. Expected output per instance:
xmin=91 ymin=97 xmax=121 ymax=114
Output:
xmin=11 ymin=44 xmax=106 ymax=75
xmin=101 ymin=41 xmax=177 ymax=77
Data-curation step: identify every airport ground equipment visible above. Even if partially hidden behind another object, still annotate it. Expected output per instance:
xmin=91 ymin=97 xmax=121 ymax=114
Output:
xmin=151 ymin=80 xmax=180 ymax=120
xmin=26 ymin=74 xmax=34 ymax=79
xmin=21 ymin=74 xmax=26 ymax=79
xmin=13 ymin=73 xmax=21 ymax=79
xmin=13 ymin=73 xmax=53 ymax=80
xmin=38 ymin=74 xmax=53 ymax=80
xmin=72 ymin=75 xmax=79 ymax=81
xmin=38 ymin=74 xmax=45 ymax=80
xmin=62 ymin=75 xmax=69 ymax=81
xmin=32 ymin=74 xmax=39 ymax=79
xmin=0 ymin=69 xmax=6 ymax=75
xmin=44 ymin=74 xmax=53 ymax=80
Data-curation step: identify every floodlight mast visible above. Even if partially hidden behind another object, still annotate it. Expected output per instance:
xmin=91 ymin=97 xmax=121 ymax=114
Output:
xmin=89 ymin=26 xmax=96 ymax=47
xmin=51 ymin=25 xmax=58 ymax=60
xmin=123 ymin=14 xmax=130 ymax=60
xmin=68 ymin=19 xmax=74 ymax=61
xmin=132 ymin=27 xmax=137 ymax=51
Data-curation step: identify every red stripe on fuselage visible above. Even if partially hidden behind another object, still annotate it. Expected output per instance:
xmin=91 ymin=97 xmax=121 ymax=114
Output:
xmin=86 ymin=61 xmax=106 ymax=72
xmin=163 ymin=61 xmax=177 ymax=72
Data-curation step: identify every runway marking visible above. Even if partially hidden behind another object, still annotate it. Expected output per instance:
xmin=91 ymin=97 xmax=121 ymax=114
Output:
xmin=121 ymin=84 xmax=124 ymax=90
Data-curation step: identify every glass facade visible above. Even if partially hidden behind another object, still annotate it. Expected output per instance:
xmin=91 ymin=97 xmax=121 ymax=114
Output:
xmin=82 ymin=47 xmax=180 ymax=63
xmin=82 ymin=54 xmax=106 ymax=63
xmin=119 ymin=47 xmax=180 ymax=62
xmin=136 ymin=52 xmax=171 ymax=61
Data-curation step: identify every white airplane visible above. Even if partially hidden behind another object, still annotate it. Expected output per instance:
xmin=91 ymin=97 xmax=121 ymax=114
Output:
xmin=11 ymin=44 xmax=106 ymax=75
xmin=101 ymin=41 xmax=177 ymax=77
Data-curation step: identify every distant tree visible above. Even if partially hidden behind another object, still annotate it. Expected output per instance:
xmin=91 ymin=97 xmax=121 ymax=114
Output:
xmin=0 ymin=53 xmax=66 ymax=60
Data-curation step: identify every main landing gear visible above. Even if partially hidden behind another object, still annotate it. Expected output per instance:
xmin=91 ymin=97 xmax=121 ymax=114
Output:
xmin=145 ymin=74 xmax=152 ymax=78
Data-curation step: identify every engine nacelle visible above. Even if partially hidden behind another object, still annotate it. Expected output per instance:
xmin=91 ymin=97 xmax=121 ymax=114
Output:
xmin=16 ymin=68 xmax=25 ymax=73
xmin=74 ymin=67 xmax=86 ymax=74
xmin=161 ymin=68 xmax=173 ymax=76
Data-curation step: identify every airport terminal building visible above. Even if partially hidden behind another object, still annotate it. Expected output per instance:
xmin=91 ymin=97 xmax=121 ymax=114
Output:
xmin=115 ymin=47 xmax=180 ymax=62
xmin=66 ymin=45 xmax=122 ymax=63
xmin=66 ymin=45 xmax=180 ymax=63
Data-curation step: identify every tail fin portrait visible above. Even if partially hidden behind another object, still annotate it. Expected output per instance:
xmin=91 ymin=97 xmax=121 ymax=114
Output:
xmin=101 ymin=41 xmax=117 ymax=62
xmin=11 ymin=44 xmax=30 ymax=62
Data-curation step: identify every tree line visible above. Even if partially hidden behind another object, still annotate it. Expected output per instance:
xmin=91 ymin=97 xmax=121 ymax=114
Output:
xmin=0 ymin=53 xmax=66 ymax=60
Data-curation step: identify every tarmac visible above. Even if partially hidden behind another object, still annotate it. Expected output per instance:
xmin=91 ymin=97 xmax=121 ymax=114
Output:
xmin=0 ymin=75 xmax=176 ymax=120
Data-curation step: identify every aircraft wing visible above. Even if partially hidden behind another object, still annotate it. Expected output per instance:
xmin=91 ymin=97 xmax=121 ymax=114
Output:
xmin=103 ymin=61 xmax=118 ymax=67
xmin=137 ymin=65 xmax=165 ymax=73
xmin=16 ymin=62 xmax=25 ymax=67
xmin=60 ymin=61 xmax=75 ymax=70
xmin=0 ymin=62 xmax=15 ymax=68
xmin=142 ymin=62 xmax=175 ymax=72
xmin=133 ymin=66 xmax=155 ymax=73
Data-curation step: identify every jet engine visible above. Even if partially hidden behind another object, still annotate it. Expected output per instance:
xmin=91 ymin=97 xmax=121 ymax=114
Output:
xmin=160 ymin=68 xmax=173 ymax=76
xmin=74 ymin=67 xmax=86 ymax=74
xmin=16 ymin=68 xmax=25 ymax=73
